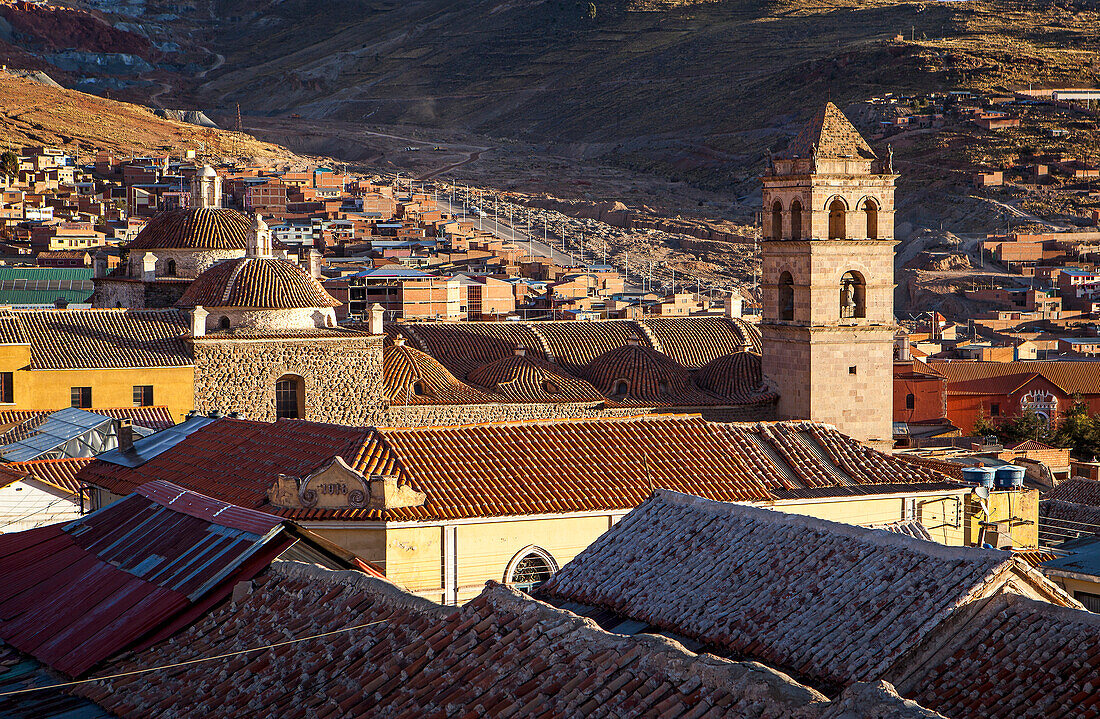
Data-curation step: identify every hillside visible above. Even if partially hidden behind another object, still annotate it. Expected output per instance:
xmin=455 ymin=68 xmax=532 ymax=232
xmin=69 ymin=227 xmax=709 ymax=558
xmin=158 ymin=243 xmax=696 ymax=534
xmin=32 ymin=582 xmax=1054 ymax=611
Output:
xmin=187 ymin=0 xmax=1100 ymax=184
xmin=0 ymin=72 xmax=296 ymax=163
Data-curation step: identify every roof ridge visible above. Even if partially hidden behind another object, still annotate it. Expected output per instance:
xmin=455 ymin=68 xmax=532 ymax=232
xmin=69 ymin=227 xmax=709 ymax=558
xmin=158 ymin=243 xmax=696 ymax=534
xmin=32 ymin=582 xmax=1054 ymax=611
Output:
xmin=376 ymin=412 xmax=706 ymax=433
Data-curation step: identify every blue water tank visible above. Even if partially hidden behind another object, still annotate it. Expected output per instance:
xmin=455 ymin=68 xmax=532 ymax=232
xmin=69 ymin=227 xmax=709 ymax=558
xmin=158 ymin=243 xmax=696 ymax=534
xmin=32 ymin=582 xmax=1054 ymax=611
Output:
xmin=995 ymin=465 xmax=1025 ymax=489
xmin=961 ymin=466 xmax=995 ymax=488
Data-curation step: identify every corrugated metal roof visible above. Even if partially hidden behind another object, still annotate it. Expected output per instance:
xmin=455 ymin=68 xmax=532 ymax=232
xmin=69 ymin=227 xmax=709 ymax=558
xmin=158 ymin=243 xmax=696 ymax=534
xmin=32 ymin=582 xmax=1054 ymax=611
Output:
xmin=0 ymin=479 xmax=291 ymax=676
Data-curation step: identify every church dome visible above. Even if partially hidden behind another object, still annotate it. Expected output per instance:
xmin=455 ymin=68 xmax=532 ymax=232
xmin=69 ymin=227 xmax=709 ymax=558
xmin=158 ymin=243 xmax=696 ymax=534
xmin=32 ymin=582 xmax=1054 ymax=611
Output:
xmin=693 ymin=352 xmax=778 ymax=405
xmin=127 ymin=207 xmax=251 ymax=251
xmin=176 ymin=257 xmax=340 ymax=309
xmin=384 ymin=339 xmax=498 ymax=405
xmin=467 ymin=349 xmax=604 ymax=403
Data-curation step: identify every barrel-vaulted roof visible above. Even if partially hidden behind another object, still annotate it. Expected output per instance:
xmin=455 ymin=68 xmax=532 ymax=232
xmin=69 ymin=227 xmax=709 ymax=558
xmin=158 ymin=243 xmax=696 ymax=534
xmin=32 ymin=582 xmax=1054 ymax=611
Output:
xmin=127 ymin=207 xmax=251 ymax=251
xmin=176 ymin=257 xmax=339 ymax=309
xmin=467 ymin=352 xmax=605 ymax=403
xmin=382 ymin=341 xmax=497 ymax=405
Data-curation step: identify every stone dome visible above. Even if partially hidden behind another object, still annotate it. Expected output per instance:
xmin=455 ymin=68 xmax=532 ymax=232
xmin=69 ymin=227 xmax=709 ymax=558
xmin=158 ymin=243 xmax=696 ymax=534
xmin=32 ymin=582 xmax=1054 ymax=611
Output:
xmin=128 ymin=207 xmax=251 ymax=251
xmin=693 ymin=352 xmax=778 ymax=405
xmin=176 ymin=257 xmax=340 ymax=309
xmin=384 ymin=339 xmax=497 ymax=405
xmin=581 ymin=344 xmax=715 ymax=405
xmin=467 ymin=349 xmax=604 ymax=403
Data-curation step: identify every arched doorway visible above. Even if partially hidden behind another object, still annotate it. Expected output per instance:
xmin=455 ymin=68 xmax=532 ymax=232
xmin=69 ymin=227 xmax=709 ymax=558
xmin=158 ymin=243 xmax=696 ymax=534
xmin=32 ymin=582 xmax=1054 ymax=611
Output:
xmin=505 ymin=546 xmax=559 ymax=591
xmin=840 ymin=271 xmax=866 ymax=319
xmin=789 ymin=199 xmax=803 ymax=240
xmin=863 ymin=199 xmax=879 ymax=240
xmin=778 ymin=271 xmax=794 ymax=321
xmin=828 ymin=198 xmax=847 ymax=239
xmin=275 ymin=375 xmax=304 ymax=419
xmin=771 ymin=200 xmax=783 ymax=240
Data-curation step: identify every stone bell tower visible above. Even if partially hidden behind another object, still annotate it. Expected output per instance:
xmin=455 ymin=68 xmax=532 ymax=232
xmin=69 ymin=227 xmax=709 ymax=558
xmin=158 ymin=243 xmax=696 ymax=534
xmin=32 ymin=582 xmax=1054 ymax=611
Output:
xmin=759 ymin=103 xmax=898 ymax=447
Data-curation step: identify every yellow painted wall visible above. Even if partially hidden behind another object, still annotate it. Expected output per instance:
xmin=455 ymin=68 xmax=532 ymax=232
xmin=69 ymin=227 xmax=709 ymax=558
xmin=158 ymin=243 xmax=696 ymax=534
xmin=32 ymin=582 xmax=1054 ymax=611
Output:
xmin=773 ymin=492 xmax=969 ymax=546
xmin=386 ymin=526 xmax=442 ymax=597
xmin=1050 ymin=575 xmax=1100 ymax=606
xmin=0 ymin=345 xmax=195 ymax=422
xmin=453 ymin=515 xmax=613 ymax=602
xmin=968 ymin=489 xmax=1039 ymax=549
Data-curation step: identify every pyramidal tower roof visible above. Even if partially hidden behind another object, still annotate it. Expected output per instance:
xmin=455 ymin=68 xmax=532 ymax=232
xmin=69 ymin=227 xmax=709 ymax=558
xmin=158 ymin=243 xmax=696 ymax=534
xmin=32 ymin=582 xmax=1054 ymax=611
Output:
xmin=785 ymin=102 xmax=876 ymax=161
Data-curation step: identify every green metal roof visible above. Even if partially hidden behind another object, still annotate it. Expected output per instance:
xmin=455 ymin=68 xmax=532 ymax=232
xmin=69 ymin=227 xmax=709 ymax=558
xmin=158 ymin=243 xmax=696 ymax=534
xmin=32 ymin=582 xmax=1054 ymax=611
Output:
xmin=0 ymin=267 xmax=93 ymax=282
xmin=0 ymin=289 xmax=92 ymax=306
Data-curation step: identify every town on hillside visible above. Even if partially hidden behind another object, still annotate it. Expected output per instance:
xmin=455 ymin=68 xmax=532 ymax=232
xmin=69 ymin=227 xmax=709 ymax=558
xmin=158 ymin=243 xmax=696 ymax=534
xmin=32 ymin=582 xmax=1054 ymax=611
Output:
xmin=2 ymin=54 xmax=1100 ymax=719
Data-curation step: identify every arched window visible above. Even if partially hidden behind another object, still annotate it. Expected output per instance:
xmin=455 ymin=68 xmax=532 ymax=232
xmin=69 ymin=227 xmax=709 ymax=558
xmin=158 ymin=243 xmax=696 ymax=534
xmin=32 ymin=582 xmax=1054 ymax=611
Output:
xmin=218 ymin=316 xmax=231 ymax=330
xmin=840 ymin=271 xmax=866 ymax=319
xmin=542 ymin=380 xmax=559 ymax=395
xmin=778 ymin=271 xmax=794 ymax=321
xmin=165 ymin=259 xmax=177 ymax=276
xmin=789 ymin=199 xmax=803 ymax=240
xmin=611 ymin=379 xmax=630 ymax=396
xmin=863 ymin=199 xmax=879 ymax=240
xmin=411 ymin=381 xmax=425 ymax=396
xmin=506 ymin=546 xmax=559 ymax=591
xmin=828 ymin=198 xmax=847 ymax=239
xmin=275 ymin=375 xmax=304 ymax=419
xmin=771 ymin=200 xmax=783 ymax=240
xmin=905 ymin=393 xmax=915 ymax=410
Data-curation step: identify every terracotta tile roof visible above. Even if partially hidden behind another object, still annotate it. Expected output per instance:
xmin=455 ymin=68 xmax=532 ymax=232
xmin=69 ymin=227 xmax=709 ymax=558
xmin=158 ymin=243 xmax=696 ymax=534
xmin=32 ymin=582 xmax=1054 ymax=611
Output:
xmin=72 ymin=561 xmax=944 ymax=719
xmin=694 ymin=351 xmax=779 ymax=405
xmin=1040 ymin=498 xmax=1100 ymax=546
xmin=893 ymin=594 xmax=1100 ymax=718
xmin=1007 ymin=438 xmax=1058 ymax=451
xmin=894 ymin=454 xmax=966 ymax=480
xmin=398 ymin=322 xmax=547 ymax=378
xmin=7 ymin=457 xmax=91 ymax=496
xmin=15 ymin=309 xmax=192 ymax=369
xmin=0 ymin=462 xmax=26 ymax=488
xmin=539 ymin=490 xmax=1071 ymax=689
xmin=582 ymin=344 xmax=722 ymax=405
xmin=176 ymin=257 xmax=340 ymax=309
xmin=466 ymin=351 xmax=605 ymax=403
xmin=942 ymin=372 xmax=1042 ymax=396
xmin=383 ymin=341 xmax=498 ymax=405
xmin=1046 ymin=477 xmax=1100 ymax=505
xmin=928 ymin=359 xmax=1100 ymax=395
xmin=640 ymin=316 xmax=761 ymax=366
xmin=785 ymin=102 xmax=877 ymax=161
xmin=126 ymin=207 xmax=250 ymax=251
xmin=535 ymin=320 xmax=642 ymax=374
xmin=79 ymin=415 xmax=963 ymax=523
xmin=0 ymin=311 xmax=27 ymax=345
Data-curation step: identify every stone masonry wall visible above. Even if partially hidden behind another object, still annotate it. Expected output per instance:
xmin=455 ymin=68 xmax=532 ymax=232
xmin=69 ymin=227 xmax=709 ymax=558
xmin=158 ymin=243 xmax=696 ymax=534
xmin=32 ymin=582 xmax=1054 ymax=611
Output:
xmin=193 ymin=335 xmax=385 ymax=425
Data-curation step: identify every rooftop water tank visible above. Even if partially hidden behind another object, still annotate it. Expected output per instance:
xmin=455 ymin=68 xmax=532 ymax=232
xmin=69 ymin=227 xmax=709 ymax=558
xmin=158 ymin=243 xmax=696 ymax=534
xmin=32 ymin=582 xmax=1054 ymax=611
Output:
xmin=995 ymin=465 xmax=1025 ymax=489
xmin=961 ymin=466 xmax=995 ymax=488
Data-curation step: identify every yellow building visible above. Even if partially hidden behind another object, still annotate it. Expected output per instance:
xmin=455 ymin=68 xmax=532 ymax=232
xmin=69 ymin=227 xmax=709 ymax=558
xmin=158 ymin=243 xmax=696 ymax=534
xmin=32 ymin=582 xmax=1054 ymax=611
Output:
xmin=0 ymin=308 xmax=195 ymax=422
xmin=80 ymin=412 xmax=1025 ymax=605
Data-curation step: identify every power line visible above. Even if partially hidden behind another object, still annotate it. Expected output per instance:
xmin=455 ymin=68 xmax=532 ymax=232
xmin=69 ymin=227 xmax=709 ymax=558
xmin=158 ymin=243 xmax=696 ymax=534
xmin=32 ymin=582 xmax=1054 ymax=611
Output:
xmin=0 ymin=617 xmax=392 ymax=698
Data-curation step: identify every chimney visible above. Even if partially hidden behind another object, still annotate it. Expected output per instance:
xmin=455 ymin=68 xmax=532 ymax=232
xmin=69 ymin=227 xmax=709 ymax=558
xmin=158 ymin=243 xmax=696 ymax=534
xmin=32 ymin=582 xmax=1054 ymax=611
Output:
xmin=897 ymin=332 xmax=912 ymax=361
xmin=369 ymin=302 xmax=385 ymax=335
xmin=191 ymin=305 xmax=208 ymax=337
xmin=117 ymin=418 xmax=134 ymax=453
xmin=393 ymin=334 xmax=406 ymax=347
xmin=142 ymin=252 xmax=158 ymax=282
xmin=247 ymin=213 xmax=272 ymax=258
xmin=724 ymin=295 xmax=743 ymax=318
xmin=308 ymin=249 xmax=322 ymax=279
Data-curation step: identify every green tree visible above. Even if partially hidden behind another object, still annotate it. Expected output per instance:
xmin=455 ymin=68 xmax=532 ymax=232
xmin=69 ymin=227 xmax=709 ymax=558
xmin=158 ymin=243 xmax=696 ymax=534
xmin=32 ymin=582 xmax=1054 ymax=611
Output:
xmin=0 ymin=150 xmax=17 ymax=179
xmin=1052 ymin=396 xmax=1100 ymax=459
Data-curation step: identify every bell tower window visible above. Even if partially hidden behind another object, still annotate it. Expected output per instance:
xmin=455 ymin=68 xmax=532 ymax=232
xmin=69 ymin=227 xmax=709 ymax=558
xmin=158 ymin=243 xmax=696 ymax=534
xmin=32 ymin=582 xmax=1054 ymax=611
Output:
xmin=771 ymin=200 xmax=783 ymax=240
xmin=790 ymin=200 xmax=803 ymax=240
xmin=828 ymin=198 xmax=847 ymax=239
xmin=840 ymin=271 xmax=866 ymax=319
xmin=165 ymin=259 xmax=177 ymax=276
xmin=863 ymin=199 xmax=879 ymax=240
xmin=779 ymin=271 xmax=794 ymax=321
